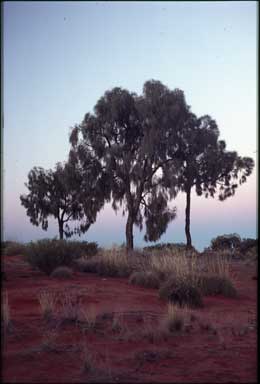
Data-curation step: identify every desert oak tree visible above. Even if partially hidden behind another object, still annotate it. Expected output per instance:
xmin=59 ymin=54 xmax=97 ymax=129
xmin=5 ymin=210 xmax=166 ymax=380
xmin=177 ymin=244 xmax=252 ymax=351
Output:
xmin=163 ymin=112 xmax=254 ymax=247
xmin=69 ymin=80 xmax=189 ymax=250
xmin=20 ymin=158 xmax=108 ymax=239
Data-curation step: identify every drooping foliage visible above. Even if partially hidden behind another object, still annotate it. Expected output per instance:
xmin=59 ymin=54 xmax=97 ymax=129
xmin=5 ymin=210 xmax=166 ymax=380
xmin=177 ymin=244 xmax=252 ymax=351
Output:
xmin=70 ymin=81 xmax=188 ymax=249
xmin=163 ymin=111 xmax=255 ymax=247
xmin=20 ymin=157 xmax=108 ymax=239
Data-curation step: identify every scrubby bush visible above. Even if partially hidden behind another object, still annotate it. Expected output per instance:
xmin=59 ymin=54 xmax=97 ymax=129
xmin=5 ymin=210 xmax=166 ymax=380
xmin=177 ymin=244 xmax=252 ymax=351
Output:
xmin=210 ymin=234 xmax=241 ymax=251
xmin=143 ymin=243 xmax=198 ymax=254
xmin=198 ymin=274 xmax=238 ymax=298
xmin=24 ymin=239 xmax=95 ymax=275
xmin=159 ymin=277 xmax=203 ymax=308
xmin=50 ymin=266 xmax=73 ymax=279
xmin=239 ymin=238 xmax=258 ymax=254
xmin=3 ymin=241 xmax=27 ymax=256
xmin=128 ymin=271 xmax=160 ymax=289
xmin=74 ymin=258 xmax=100 ymax=273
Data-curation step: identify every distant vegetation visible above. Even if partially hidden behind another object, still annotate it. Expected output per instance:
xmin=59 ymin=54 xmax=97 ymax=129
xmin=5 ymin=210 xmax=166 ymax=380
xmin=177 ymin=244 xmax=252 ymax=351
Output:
xmin=20 ymin=80 xmax=254 ymax=250
xmin=3 ymin=235 xmax=258 ymax=308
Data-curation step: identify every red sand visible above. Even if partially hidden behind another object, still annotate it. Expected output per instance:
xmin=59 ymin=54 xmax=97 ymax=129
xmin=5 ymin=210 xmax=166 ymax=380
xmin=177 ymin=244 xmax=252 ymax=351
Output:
xmin=2 ymin=254 xmax=257 ymax=383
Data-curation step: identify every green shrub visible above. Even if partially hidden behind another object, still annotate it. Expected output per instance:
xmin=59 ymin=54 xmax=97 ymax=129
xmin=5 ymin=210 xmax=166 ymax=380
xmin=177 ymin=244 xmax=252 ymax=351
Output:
xmin=3 ymin=241 xmax=27 ymax=256
xmin=128 ymin=271 xmax=160 ymax=289
xmin=198 ymin=274 xmax=238 ymax=298
xmin=159 ymin=277 xmax=203 ymax=308
xmin=50 ymin=266 xmax=73 ymax=279
xmin=24 ymin=239 xmax=93 ymax=275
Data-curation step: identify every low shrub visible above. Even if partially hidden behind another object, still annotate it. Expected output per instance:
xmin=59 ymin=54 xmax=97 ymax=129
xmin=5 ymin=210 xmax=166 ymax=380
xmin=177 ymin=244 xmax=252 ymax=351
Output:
xmin=24 ymin=239 xmax=95 ymax=275
xmin=210 ymin=234 xmax=241 ymax=252
xmin=198 ymin=274 xmax=238 ymax=298
xmin=3 ymin=241 xmax=27 ymax=256
xmin=128 ymin=271 xmax=160 ymax=289
xmin=144 ymin=242 xmax=189 ymax=252
xmin=240 ymin=238 xmax=257 ymax=254
xmin=159 ymin=276 xmax=203 ymax=308
xmin=74 ymin=258 xmax=101 ymax=273
xmin=50 ymin=266 xmax=73 ymax=279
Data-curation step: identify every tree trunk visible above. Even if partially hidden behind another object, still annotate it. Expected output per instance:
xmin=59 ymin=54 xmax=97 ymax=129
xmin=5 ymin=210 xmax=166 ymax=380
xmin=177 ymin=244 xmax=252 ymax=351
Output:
xmin=126 ymin=212 xmax=134 ymax=251
xmin=185 ymin=187 xmax=192 ymax=248
xmin=58 ymin=220 xmax=64 ymax=240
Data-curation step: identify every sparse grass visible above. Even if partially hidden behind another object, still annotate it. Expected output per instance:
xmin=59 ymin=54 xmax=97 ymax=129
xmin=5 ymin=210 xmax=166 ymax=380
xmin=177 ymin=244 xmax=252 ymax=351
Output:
xmin=50 ymin=266 xmax=73 ymax=279
xmin=3 ymin=241 xmax=27 ymax=256
xmin=58 ymin=291 xmax=80 ymax=323
xmin=111 ymin=313 xmax=124 ymax=333
xmin=1 ymin=291 xmax=11 ymax=332
xmin=41 ymin=329 xmax=59 ymax=351
xmin=128 ymin=271 xmax=160 ymax=289
xmin=37 ymin=290 xmax=58 ymax=321
xmin=80 ymin=305 xmax=98 ymax=330
xmin=81 ymin=343 xmax=97 ymax=373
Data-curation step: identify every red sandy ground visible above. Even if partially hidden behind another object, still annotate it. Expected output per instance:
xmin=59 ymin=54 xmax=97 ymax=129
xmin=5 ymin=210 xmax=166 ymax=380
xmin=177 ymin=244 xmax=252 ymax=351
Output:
xmin=2 ymin=254 xmax=257 ymax=383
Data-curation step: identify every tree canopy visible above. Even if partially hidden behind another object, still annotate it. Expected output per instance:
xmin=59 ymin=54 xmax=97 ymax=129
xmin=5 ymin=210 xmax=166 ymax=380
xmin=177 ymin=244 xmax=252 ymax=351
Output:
xmin=21 ymin=79 xmax=254 ymax=250
xmin=69 ymin=81 xmax=189 ymax=249
xmin=20 ymin=158 xmax=108 ymax=239
xmin=163 ymin=111 xmax=255 ymax=247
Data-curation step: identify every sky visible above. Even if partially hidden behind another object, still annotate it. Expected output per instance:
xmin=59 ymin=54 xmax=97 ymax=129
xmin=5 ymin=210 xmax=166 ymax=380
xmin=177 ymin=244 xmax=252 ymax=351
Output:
xmin=2 ymin=1 xmax=257 ymax=251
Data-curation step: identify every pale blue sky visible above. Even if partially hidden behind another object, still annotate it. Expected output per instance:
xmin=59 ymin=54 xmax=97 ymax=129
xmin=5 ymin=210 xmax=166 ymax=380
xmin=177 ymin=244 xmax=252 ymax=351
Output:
xmin=3 ymin=1 xmax=257 ymax=250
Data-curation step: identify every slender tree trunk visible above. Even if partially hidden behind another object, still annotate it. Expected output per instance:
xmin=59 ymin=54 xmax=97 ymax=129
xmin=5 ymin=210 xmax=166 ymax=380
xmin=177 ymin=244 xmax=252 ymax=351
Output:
xmin=185 ymin=186 xmax=192 ymax=248
xmin=126 ymin=212 xmax=134 ymax=251
xmin=58 ymin=220 xmax=64 ymax=240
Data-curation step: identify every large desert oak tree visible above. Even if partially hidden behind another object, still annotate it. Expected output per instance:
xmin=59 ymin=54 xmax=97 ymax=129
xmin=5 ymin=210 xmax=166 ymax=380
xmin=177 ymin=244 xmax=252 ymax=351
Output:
xmin=70 ymin=80 xmax=189 ymax=250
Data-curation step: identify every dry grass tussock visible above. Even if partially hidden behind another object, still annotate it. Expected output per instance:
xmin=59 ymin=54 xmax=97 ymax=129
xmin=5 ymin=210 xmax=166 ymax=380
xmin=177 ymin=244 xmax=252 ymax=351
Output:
xmin=37 ymin=290 xmax=59 ymax=321
xmin=162 ymin=303 xmax=191 ymax=333
xmin=97 ymin=247 xmax=132 ymax=277
xmin=128 ymin=270 xmax=160 ymax=289
xmin=147 ymin=248 xmax=200 ymax=284
xmin=75 ymin=246 xmax=133 ymax=277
